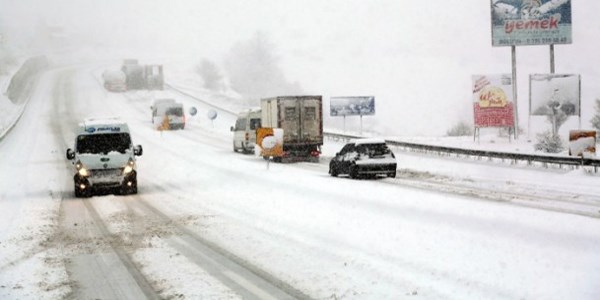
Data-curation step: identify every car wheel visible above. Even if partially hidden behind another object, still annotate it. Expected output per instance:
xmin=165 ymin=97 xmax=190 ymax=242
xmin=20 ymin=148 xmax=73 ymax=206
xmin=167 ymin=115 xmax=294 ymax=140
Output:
xmin=349 ymin=166 xmax=359 ymax=179
xmin=388 ymin=171 xmax=396 ymax=178
xmin=329 ymin=163 xmax=338 ymax=177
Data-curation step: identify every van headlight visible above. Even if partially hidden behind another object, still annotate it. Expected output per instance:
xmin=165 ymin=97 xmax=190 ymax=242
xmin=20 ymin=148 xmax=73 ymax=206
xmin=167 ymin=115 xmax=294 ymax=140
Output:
xmin=76 ymin=161 xmax=89 ymax=177
xmin=123 ymin=160 xmax=135 ymax=174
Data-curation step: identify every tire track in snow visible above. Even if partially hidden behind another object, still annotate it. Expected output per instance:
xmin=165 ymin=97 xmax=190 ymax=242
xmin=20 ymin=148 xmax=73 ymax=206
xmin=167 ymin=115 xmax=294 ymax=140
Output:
xmin=123 ymin=195 xmax=310 ymax=300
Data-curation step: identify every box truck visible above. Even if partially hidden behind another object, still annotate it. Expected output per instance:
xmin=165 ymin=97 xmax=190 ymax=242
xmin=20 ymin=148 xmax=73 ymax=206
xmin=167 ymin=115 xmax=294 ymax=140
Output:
xmin=260 ymin=95 xmax=323 ymax=162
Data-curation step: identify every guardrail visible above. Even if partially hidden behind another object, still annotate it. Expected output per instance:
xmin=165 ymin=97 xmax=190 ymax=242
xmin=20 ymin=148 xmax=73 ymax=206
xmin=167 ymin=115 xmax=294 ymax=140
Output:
xmin=324 ymin=131 xmax=600 ymax=172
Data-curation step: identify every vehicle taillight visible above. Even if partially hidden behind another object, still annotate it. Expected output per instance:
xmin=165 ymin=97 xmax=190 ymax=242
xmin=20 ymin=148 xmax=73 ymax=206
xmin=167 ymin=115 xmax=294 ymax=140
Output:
xmin=310 ymin=150 xmax=320 ymax=157
xmin=245 ymin=132 xmax=249 ymax=141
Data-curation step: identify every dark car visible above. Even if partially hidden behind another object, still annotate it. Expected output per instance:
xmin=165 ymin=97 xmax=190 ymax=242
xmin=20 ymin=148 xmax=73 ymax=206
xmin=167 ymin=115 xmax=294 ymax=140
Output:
xmin=329 ymin=139 xmax=397 ymax=179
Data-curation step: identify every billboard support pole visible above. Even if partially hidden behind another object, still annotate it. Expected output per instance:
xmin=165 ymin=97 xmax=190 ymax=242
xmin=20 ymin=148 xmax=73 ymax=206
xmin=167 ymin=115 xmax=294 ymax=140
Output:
xmin=528 ymin=75 xmax=532 ymax=141
xmin=360 ymin=114 xmax=363 ymax=136
xmin=512 ymin=46 xmax=519 ymax=140
xmin=550 ymin=44 xmax=555 ymax=74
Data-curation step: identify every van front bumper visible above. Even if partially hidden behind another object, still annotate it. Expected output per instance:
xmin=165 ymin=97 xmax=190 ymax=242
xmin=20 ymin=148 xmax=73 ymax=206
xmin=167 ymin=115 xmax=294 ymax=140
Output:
xmin=74 ymin=170 xmax=137 ymax=190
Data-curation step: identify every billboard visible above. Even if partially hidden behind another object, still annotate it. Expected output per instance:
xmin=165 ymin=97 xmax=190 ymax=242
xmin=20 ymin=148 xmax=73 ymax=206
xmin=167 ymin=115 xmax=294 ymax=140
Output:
xmin=472 ymin=74 xmax=515 ymax=128
xmin=529 ymin=74 xmax=580 ymax=116
xmin=491 ymin=0 xmax=572 ymax=47
xmin=330 ymin=96 xmax=375 ymax=117
xmin=569 ymin=130 xmax=596 ymax=157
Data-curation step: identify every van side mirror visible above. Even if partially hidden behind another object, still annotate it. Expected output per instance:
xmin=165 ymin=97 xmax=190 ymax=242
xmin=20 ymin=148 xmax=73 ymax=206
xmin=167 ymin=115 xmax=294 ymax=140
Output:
xmin=230 ymin=126 xmax=234 ymax=132
xmin=66 ymin=148 xmax=75 ymax=160
xmin=134 ymin=145 xmax=143 ymax=156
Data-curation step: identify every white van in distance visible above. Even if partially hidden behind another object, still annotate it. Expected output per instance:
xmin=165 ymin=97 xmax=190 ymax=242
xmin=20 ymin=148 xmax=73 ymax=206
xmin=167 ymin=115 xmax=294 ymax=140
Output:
xmin=152 ymin=99 xmax=185 ymax=130
xmin=66 ymin=117 xmax=143 ymax=197
xmin=231 ymin=108 xmax=261 ymax=153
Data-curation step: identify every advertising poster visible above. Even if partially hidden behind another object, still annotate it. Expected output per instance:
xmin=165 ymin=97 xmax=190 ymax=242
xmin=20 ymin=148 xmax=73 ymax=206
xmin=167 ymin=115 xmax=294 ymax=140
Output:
xmin=330 ymin=96 xmax=375 ymax=116
xmin=569 ymin=130 xmax=596 ymax=157
xmin=529 ymin=74 xmax=580 ymax=116
xmin=472 ymin=74 xmax=515 ymax=128
xmin=491 ymin=0 xmax=572 ymax=47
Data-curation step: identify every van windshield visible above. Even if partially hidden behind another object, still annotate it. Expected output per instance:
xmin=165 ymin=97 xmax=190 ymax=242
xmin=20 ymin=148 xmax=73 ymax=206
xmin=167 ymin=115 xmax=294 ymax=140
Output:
xmin=166 ymin=107 xmax=183 ymax=117
xmin=77 ymin=133 xmax=132 ymax=154
xmin=250 ymin=118 xmax=261 ymax=130
xmin=235 ymin=118 xmax=247 ymax=131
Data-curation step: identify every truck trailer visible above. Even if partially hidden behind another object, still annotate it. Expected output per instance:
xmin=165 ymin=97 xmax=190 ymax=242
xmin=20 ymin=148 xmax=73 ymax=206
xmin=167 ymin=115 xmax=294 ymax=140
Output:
xmin=260 ymin=95 xmax=323 ymax=162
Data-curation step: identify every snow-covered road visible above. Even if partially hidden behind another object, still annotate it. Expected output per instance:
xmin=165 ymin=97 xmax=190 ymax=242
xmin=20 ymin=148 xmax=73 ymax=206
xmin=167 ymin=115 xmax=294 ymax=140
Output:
xmin=1 ymin=64 xmax=599 ymax=299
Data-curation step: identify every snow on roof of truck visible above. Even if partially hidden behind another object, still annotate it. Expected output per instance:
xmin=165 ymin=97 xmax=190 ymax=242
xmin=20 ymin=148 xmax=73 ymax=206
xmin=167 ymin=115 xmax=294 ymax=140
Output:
xmin=78 ymin=117 xmax=129 ymax=134
xmin=349 ymin=138 xmax=386 ymax=145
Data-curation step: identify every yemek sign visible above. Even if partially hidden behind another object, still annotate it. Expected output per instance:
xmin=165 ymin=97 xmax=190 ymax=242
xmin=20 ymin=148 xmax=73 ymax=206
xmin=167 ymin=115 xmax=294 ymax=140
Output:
xmin=491 ymin=0 xmax=572 ymax=47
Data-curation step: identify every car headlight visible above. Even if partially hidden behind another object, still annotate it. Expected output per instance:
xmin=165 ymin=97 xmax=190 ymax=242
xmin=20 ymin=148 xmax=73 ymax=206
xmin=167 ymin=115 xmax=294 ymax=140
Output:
xmin=76 ymin=161 xmax=89 ymax=177
xmin=123 ymin=160 xmax=135 ymax=174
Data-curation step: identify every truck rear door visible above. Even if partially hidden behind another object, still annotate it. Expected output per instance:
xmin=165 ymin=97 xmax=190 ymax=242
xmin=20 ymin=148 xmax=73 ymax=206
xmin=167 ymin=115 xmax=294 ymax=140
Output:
xmin=299 ymin=97 xmax=322 ymax=143
xmin=279 ymin=98 xmax=301 ymax=143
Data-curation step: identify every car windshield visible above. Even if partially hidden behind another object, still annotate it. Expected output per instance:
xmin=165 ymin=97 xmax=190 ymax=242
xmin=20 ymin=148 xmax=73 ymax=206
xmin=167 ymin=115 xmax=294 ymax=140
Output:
xmin=76 ymin=133 xmax=132 ymax=154
xmin=356 ymin=143 xmax=390 ymax=156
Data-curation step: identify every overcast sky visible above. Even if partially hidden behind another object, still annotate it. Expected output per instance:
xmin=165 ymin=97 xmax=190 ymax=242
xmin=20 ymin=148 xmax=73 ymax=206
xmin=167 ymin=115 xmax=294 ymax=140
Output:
xmin=1 ymin=0 xmax=598 ymax=136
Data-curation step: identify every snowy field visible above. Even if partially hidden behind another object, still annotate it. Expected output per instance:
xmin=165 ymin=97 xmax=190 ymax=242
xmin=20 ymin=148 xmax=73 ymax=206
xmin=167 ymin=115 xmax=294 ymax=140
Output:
xmin=0 ymin=64 xmax=599 ymax=299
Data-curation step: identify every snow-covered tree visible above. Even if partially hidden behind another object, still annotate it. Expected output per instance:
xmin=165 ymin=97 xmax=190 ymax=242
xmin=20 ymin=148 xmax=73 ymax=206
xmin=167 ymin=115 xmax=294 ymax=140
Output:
xmin=446 ymin=121 xmax=473 ymax=137
xmin=196 ymin=59 xmax=223 ymax=91
xmin=224 ymin=32 xmax=302 ymax=101
xmin=534 ymin=130 xmax=564 ymax=153
xmin=590 ymin=98 xmax=600 ymax=136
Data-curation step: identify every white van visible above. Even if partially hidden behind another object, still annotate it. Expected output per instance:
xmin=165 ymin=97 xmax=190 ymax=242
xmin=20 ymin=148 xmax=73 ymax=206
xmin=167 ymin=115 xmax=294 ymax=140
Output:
xmin=152 ymin=101 xmax=185 ymax=130
xmin=65 ymin=118 xmax=143 ymax=197
xmin=231 ymin=108 xmax=261 ymax=153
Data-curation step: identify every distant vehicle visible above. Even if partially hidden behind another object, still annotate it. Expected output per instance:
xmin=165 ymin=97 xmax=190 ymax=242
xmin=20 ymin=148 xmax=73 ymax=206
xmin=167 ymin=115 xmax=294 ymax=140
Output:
xmin=144 ymin=64 xmax=164 ymax=90
xmin=150 ymin=98 xmax=175 ymax=112
xmin=260 ymin=95 xmax=323 ymax=162
xmin=102 ymin=69 xmax=127 ymax=92
xmin=152 ymin=101 xmax=185 ymax=130
xmin=329 ymin=138 xmax=396 ymax=179
xmin=231 ymin=108 xmax=261 ymax=153
xmin=65 ymin=117 xmax=143 ymax=197
xmin=121 ymin=60 xmax=145 ymax=90
xmin=120 ymin=60 xmax=164 ymax=90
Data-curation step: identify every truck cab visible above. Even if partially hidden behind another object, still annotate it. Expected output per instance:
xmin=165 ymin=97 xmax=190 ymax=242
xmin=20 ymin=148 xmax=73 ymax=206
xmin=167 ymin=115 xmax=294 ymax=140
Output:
xmin=65 ymin=118 xmax=143 ymax=197
xmin=231 ymin=108 xmax=262 ymax=153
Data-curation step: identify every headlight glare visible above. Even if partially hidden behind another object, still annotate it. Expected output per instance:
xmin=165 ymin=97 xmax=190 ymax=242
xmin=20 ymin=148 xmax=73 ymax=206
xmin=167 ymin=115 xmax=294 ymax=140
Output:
xmin=123 ymin=165 xmax=133 ymax=174
xmin=123 ymin=160 xmax=135 ymax=174
xmin=78 ymin=167 xmax=89 ymax=176
xmin=75 ymin=161 xmax=88 ymax=176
